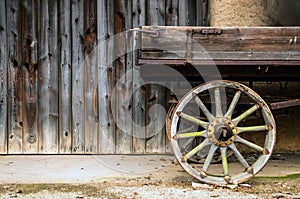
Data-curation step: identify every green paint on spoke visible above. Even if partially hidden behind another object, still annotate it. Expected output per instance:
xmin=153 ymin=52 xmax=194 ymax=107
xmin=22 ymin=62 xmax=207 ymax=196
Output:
xmin=236 ymin=125 xmax=270 ymax=134
xmin=232 ymin=104 xmax=260 ymax=125
xmin=184 ymin=139 xmax=210 ymax=159
xmin=178 ymin=112 xmax=208 ymax=129
xmin=220 ymin=147 xmax=229 ymax=176
xmin=175 ymin=130 xmax=206 ymax=139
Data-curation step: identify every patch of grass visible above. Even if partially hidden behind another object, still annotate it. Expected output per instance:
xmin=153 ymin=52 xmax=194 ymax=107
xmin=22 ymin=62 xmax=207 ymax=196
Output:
xmin=95 ymin=176 xmax=128 ymax=181
xmin=0 ymin=183 xmax=118 ymax=198
xmin=254 ymin=173 xmax=300 ymax=180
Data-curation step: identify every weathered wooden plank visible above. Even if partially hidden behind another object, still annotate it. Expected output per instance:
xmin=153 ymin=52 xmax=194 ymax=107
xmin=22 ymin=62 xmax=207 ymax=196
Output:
xmin=22 ymin=0 xmax=38 ymax=153
xmin=0 ymin=0 xmax=8 ymax=154
xmin=132 ymin=0 xmax=146 ymax=27
xmin=145 ymin=0 xmax=166 ymax=153
xmin=59 ymin=0 xmax=72 ymax=153
xmin=166 ymin=0 xmax=178 ymax=26
xmin=37 ymin=0 xmax=58 ymax=153
xmin=83 ymin=0 xmax=98 ymax=153
xmin=145 ymin=84 xmax=167 ymax=153
xmin=140 ymin=51 xmax=300 ymax=61
xmin=195 ymin=0 xmax=203 ymax=26
xmin=178 ymin=0 xmax=188 ymax=26
xmin=140 ymin=26 xmax=300 ymax=61
xmin=7 ymin=0 xmax=23 ymax=154
xmin=47 ymin=0 xmax=59 ymax=153
xmin=97 ymin=0 xmax=115 ymax=153
xmin=71 ymin=0 xmax=85 ymax=153
xmin=146 ymin=0 xmax=165 ymax=26
xmin=115 ymin=0 xmax=133 ymax=153
xmin=132 ymin=0 xmax=146 ymax=153
xmin=141 ymin=27 xmax=187 ymax=51
xmin=188 ymin=0 xmax=197 ymax=25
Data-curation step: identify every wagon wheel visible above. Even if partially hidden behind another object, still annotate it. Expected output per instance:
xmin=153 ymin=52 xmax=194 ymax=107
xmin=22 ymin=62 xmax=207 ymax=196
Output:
xmin=167 ymin=80 xmax=276 ymax=185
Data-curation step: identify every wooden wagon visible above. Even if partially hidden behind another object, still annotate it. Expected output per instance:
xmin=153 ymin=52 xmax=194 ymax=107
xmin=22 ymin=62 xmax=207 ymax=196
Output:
xmin=133 ymin=25 xmax=300 ymax=185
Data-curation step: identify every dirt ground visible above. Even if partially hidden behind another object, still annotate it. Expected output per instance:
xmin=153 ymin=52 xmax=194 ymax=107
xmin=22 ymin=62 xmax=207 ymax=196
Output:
xmin=0 ymin=154 xmax=299 ymax=199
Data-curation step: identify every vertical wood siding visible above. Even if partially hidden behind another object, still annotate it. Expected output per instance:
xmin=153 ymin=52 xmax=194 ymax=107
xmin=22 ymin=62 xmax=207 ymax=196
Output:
xmin=0 ymin=0 xmax=204 ymax=154
xmin=84 ymin=0 xmax=98 ymax=153
xmin=38 ymin=0 xmax=59 ymax=153
xmin=0 ymin=0 xmax=8 ymax=154
xmin=7 ymin=0 xmax=23 ymax=154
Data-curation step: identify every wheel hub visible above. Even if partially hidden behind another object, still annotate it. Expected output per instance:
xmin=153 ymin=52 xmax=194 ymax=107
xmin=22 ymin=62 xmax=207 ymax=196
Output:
xmin=208 ymin=118 xmax=237 ymax=147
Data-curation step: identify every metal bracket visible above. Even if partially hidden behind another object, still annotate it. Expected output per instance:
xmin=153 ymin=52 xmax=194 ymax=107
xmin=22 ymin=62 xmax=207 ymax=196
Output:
xmin=201 ymin=29 xmax=222 ymax=35
xmin=137 ymin=28 xmax=159 ymax=38
xmin=193 ymin=29 xmax=222 ymax=35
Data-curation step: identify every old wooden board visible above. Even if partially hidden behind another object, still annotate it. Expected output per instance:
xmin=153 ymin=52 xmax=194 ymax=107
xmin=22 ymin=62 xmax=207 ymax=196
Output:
xmin=37 ymin=0 xmax=59 ymax=153
xmin=115 ymin=0 xmax=133 ymax=154
xmin=7 ymin=0 xmax=23 ymax=154
xmin=139 ymin=26 xmax=300 ymax=64
xmin=59 ymin=0 xmax=72 ymax=153
xmin=145 ymin=0 xmax=166 ymax=153
xmin=97 ymin=0 xmax=115 ymax=153
xmin=71 ymin=0 xmax=85 ymax=154
xmin=132 ymin=0 xmax=146 ymax=153
xmin=0 ymin=0 xmax=8 ymax=154
xmin=84 ymin=0 xmax=98 ymax=154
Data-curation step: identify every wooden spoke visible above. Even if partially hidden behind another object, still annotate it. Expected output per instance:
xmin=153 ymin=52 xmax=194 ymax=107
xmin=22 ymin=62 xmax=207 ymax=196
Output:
xmin=202 ymin=144 xmax=218 ymax=172
xmin=182 ymin=138 xmax=210 ymax=161
xmin=177 ymin=112 xmax=209 ymax=129
xmin=236 ymin=124 xmax=272 ymax=134
xmin=194 ymin=93 xmax=214 ymax=121
xmin=214 ymin=88 xmax=223 ymax=117
xmin=174 ymin=130 xmax=206 ymax=139
xmin=225 ymin=91 xmax=241 ymax=119
xmin=228 ymin=143 xmax=249 ymax=169
xmin=220 ymin=147 xmax=229 ymax=176
xmin=232 ymin=104 xmax=260 ymax=125
xmin=180 ymin=137 xmax=194 ymax=153
xmin=235 ymin=136 xmax=264 ymax=152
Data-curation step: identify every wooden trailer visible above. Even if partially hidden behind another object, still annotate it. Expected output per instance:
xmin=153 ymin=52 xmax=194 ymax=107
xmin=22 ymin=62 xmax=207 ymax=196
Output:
xmin=134 ymin=26 xmax=300 ymax=185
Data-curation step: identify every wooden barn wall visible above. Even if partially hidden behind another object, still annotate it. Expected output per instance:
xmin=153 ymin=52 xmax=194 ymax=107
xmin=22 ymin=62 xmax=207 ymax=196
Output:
xmin=0 ymin=0 xmax=205 ymax=154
